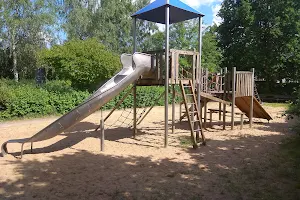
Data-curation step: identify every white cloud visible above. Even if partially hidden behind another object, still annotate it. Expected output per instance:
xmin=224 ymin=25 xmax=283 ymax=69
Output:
xmin=182 ymin=0 xmax=223 ymax=8
xmin=149 ymin=0 xmax=223 ymax=8
xmin=212 ymin=4 xmax=223 ymax=26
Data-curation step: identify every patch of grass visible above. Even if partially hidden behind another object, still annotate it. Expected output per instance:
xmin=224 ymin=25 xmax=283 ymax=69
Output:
xmin=264 ymin=102 xmax=290 ymax=108
xmin=179 ymin=136 xmax=193 ymax=148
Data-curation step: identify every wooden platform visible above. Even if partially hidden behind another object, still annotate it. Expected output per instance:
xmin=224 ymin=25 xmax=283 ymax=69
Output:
xmin=235 ymin=96 xmax=272 ymax=121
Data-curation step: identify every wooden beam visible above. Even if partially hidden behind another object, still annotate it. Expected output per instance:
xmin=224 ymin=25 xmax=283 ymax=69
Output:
xmin=250 ymin=68 xmax=255 ymax=128
xmin=200 ymin=92 xmax=231 ymax=105
xmin=231 ymin=67 xmax=236 ymax=130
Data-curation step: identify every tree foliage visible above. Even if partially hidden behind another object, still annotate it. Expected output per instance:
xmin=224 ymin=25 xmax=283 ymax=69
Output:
xmin=218 ymin=0 xmax=300 ymax=83
xmin=168 ymin=20 xmax=222 ymax=71
xmin=0 ymin=0 xmax=58 ymax=81
xmin=37 ymin=38 xmax=121 ymax=90
xmin=62 ymin=0 xmax=158 ymax=53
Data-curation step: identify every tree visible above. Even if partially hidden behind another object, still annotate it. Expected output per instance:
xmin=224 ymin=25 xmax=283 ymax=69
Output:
xmin=37 ymin=38 xmax=121 ymax=90
xmin=62 ymin=0 xmax=158 ymax=54
xmin=218 ymin=0 xmax=300 ymax=84
xmin=169 ymin=20 xmax=222 ymax=71
xmin=0 ymin=0 xmax=58 ymax=81
xmin=202 ymin=25 xmax=222 ymax=71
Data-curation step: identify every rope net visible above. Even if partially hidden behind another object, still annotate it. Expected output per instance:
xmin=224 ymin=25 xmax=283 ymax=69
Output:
xmin=103 ymin=88 xmax=151 ymax=129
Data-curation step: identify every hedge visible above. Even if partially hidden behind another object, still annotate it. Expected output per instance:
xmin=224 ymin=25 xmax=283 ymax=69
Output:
xmin=0 ymin=79 xmax=90 ymax=120
xmin=0 ymin=79 xmax=182 ymax=120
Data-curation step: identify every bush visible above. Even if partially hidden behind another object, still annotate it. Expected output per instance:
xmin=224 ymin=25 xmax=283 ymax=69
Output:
xmin=37 ymin=38 xmax=121 ymax=91
xmin=0 ymin=79 xmax=90 ymax=120
xmin=0 ymin=79 xmax=183 ymax=121
xmin=287 ymin=88 xmax=300 ymax=117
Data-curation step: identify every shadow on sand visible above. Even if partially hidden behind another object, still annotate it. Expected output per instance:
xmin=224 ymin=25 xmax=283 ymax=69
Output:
xmin=1 ymin=118 xmax=299 ymax=200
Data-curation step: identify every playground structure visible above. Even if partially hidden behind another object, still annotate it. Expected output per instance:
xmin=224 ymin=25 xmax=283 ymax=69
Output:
xmin=1 ymin=0 xmax=272 ymax=158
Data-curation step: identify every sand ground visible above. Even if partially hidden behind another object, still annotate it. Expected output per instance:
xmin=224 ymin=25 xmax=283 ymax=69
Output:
xmin=0 ymin=103 xmax=298 ymax=200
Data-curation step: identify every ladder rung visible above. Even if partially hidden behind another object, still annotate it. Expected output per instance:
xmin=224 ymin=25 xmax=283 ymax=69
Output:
xmin=191 ymin=119 xmax=200 ymax=123
xmin=194 ymin=129 xmax=202 ymax=132
xmin=189 ymin=111 xmax=198 ymax=113
xmin=183 ymin=85 xmax=192 ymax=88
xmin=187 ymin=103 xmax=196 ymax=105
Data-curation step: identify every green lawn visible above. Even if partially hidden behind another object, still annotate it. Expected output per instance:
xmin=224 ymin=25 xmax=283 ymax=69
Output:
xmin=264 ymin=102 xmax=290 ymax=108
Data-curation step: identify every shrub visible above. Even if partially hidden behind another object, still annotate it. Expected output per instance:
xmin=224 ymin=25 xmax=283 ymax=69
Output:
xmin=287 ymin=88 xmax=300 ymax=117
xmin=0 ymin=79 xmax=183 ymax=121
xmin=37 ymin=38 xmax=121 ymax=91
xmin=0 ymin=79 xmax=90 ymax=120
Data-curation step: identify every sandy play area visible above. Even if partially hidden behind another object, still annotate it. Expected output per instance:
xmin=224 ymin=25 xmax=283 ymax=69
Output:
xmin=0 ymin=103 xmax=298 ymax=200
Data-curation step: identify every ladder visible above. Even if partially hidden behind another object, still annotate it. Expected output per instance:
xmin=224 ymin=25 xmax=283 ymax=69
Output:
xmin=180 ymin=80 xmax=206 ymax=148
xmin=254 ymin=83 xmax=262 ymax=104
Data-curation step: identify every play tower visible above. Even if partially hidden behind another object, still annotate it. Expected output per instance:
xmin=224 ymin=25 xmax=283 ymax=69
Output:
xmin=131 ymin=0 xmax=206 ymax=148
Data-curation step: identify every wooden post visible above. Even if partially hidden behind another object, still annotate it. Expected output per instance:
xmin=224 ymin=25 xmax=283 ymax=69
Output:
xmin=223 ymin=68 xmax=228 ymax=130
xmin=219 ymin=68 xmax=223 ymax=120
xmin=219 ymin=103 xmax=222 ymax=121
xmin=231 ymin=67 xmax=236 ymax=130
xmin=100 ymin=109 xmax=105 ymax=151
xmin=179 ymin=101 xmax=182 ymax=122
xmin=220 ymin=68 xmax=223 ymax=92
xmin=205 ymin=68 xmax=210 ymax=93
xmin=204 ymin=99 xmax=207 ymax=129
xmin=209 ymin=110 xmax=213 ymax=126
xmin=250 ymin=68 xmax=254 ymax=128
xmin=240 ymin=113 xmax=244 ymax=130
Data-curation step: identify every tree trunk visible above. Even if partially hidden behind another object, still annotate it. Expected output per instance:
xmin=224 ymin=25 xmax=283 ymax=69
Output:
xmin=11 ymin=36 xmax=18 ymax=82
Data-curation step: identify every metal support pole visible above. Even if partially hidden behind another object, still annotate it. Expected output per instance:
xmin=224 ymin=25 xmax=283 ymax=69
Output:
xmin=231 ymin=67 xmax=236 ymax=130
xmin=100 ymin=109 xmax=105 ymax=151
xmin=164 ymin=5 xmax=170 ymax=148
xmin=172 ymin=84 xmax=175 ymax=134
xmin=133 ymin=18 xmax=137 ymax=138
xmin=250 ymin=68 xmax=255 ymax=128
xmin=197 ymin=16 xmax=203 ymax=132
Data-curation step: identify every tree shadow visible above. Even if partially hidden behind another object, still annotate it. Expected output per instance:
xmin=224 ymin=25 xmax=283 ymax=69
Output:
xmin=1 ymin=131 xmax=299 ymax=200
xmin=9 ymin=122 xmax=147 ymax=156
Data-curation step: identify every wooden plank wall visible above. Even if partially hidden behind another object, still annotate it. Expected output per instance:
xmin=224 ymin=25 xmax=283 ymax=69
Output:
xmin=235 ymin=72 xmax=253 ymax=97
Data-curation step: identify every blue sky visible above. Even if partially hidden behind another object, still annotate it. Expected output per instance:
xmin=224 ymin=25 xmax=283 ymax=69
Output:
xmin=150 ymin=0 xmax=223 ymax=31
xmin=180 ymin=0 xmax=223 ymax=25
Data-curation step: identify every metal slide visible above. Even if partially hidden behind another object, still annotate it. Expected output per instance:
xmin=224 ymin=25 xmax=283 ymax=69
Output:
xmin=1 ymin=52 xmax=153 ymax=157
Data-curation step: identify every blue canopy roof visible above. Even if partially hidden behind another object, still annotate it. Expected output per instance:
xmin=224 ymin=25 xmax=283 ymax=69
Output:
xmin=132 ymin=0 xmax=204 ymax=24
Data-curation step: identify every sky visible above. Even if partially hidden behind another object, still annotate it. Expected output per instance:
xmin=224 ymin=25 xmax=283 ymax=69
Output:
xmin=181 ymin=0 xmax=223 ymax=25
xmin=149 ymin=0 xmax=223 ymax=32
xmin=149 ymin=0 xmax=224 ymax=26
xmin=177 ymin=0 xmax=223 ymax=26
